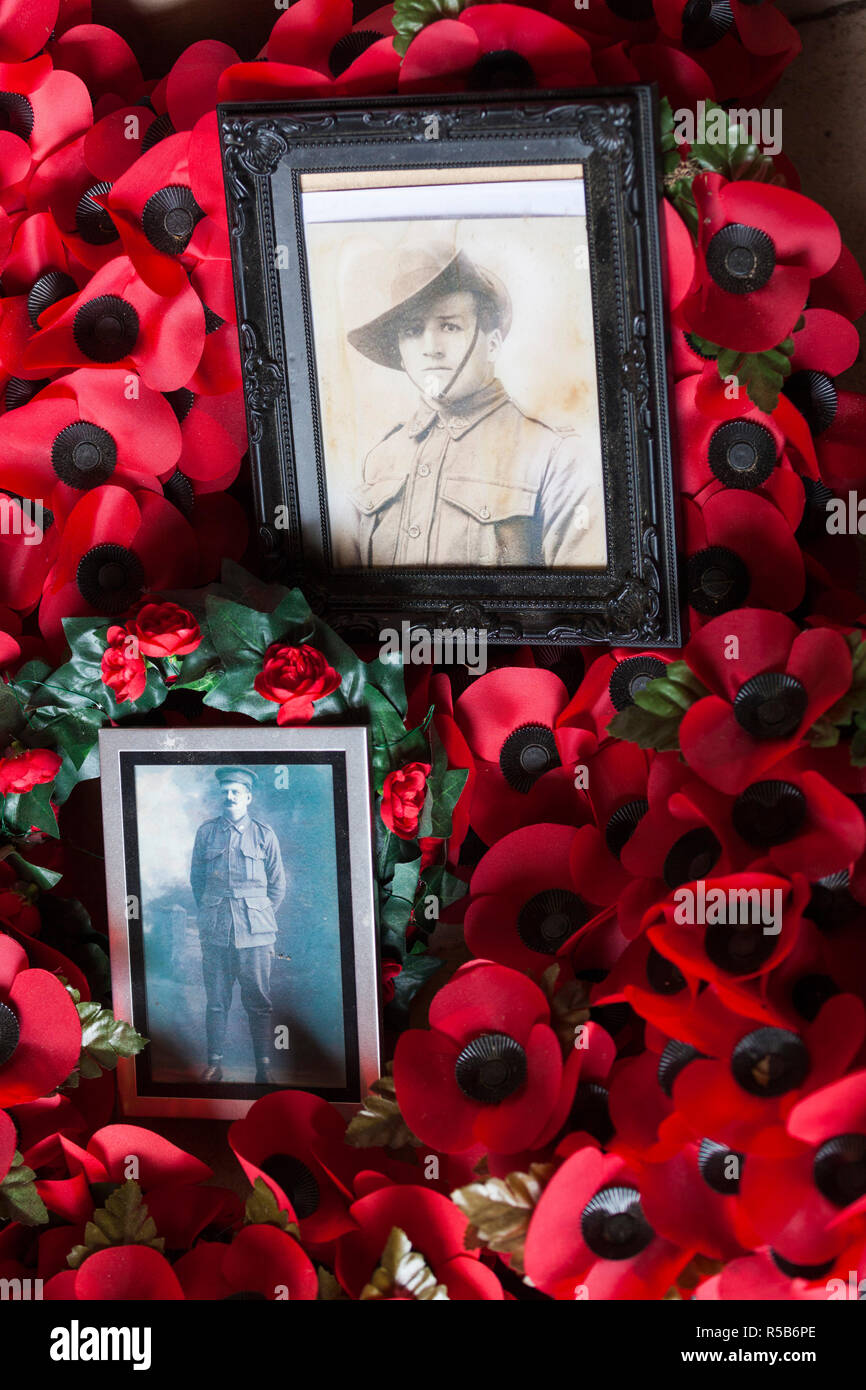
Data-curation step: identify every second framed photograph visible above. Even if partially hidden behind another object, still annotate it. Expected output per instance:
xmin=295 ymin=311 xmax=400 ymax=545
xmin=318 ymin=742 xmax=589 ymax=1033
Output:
xmin=99 ymin=726 xmax=380 ymax=1119
xmin=219 ymin=87 xmax=680 ymax=648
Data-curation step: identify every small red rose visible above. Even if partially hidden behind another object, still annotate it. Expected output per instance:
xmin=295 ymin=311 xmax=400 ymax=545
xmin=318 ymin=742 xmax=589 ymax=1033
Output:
xmin=0 ymin=745 xmax=61 ymax=796
xmin=254 ymin=641 xmax=341 ymax=725
xmin=100 ymin=624 xmax=147 ymax=704
xmin=381 ymin=762 xmax=431 ymax=839
xmin=126 ymin=600 xmax=201 ymax=659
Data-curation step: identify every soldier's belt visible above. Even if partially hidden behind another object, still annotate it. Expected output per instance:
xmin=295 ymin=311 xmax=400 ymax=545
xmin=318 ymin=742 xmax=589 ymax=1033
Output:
xmin=204 ymin=885 xmax=269 ymax=902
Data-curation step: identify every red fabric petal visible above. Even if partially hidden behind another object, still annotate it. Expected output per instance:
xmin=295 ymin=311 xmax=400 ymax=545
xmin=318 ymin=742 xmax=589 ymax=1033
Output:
xmin=166 ymin=40 xmax=239 ymax=131
xmin=73 ymin=1245 xmax=184 ymax=1300
xmin=0 ymin=0 xmax=58 ymax=62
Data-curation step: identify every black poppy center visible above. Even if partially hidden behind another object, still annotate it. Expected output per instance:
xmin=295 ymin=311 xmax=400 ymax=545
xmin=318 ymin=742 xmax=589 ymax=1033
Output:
xmin=687 ymin=547 xmax=749 ymax=616
xmin=75 ymin=183 xmax=117 ymax=245
xmin=0 ymin=91 xmax=35 ymax=141
xmin=732 ymin=780 xmax=807 ymax=847
xmin=663 ymin=826 xmax=721 ymax=888
xmin=608 ymin=655 xmax=666 ymax=711
xmin=142 ymin=112 xmax=176 ymax=153
xmin=142 ymin=185 xmax=205 ymax=255
xmin=733 ymin=672 xmax=808 ymax=741
xmin=771 ymin=1249 xmax=836 ymax=1281
xmin=4 ymin=376 xmax=50 ymax=412
xmin=27 ymin=270 xmax=77 ymax=330
xmin=605 ymin=798 xmax=649 ymax=857
xmin=259 ymin=1154 xmax=321 ymax=1220
xmin=657 ymin=1039 xmax=705 ymax=1097
xmin=328 ymin=30 xmax=382 ymax=78
xmin=708 ymin=420 xmax=777 ymax=488
xmin=805 ymin=870 xmax=859 ymax=934
xmin=0 ymin=1001 xmax=20 ymax=1065
xmin=698 ymin=1138 xmax=744 ymax=1194
xmin=516 ymin=888 xmax=589 ymax=954
xmin=569 ymin=1082 xmax=614 ymax=1146
xmin=706 ymin=224 xmax=776 ymax=294
xmin=704 ymin=918 xmax=777 ymax=975
xmin=605 ymin=0 xmax=655 ymax=19
xmin=581 ymin=1186 xmax=654 ymax=1260
xmin=467 ymin=50 xmax=537 ymax=91
xmin=791 ymin=973 xmax=839 ymax=1022
xmin=681 ymin=0 xmax=734 ymax=47
xmin=51 ymin=421 xmax=117 ymax=489
xmin=731 ymin=1027 xmax=809 ymax=1097
xmin=73 ymin=295 xmax=140 ymax=363
xmin=813 ymin=1134 xmax=866 ymax=1208
xmin=455 ymin=1032 xmax=527 ymax=1105
xmin=499 ymin=723 xmax=560 ymax=793
xmin=76 ymin=543 xmax=145 ymax=613
xmin=784 ymin=370 xmax=838 ymax=437
xmin=646 ymin=946 xmax=687 ymax=995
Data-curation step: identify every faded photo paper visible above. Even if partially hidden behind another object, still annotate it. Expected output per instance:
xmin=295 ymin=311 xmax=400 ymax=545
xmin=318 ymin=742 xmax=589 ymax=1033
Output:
xmin=134 ymin=760 xmax=347 ymax=1089
xmin=301 ymin=166 xmax=607 ymax=571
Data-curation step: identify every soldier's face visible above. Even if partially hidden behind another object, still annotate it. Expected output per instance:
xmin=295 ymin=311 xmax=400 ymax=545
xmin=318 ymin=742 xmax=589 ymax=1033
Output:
xmin=222 ymin=782 xmax=252 ymax=819
xmin=397 ymin=291 xmax=501 ymax=402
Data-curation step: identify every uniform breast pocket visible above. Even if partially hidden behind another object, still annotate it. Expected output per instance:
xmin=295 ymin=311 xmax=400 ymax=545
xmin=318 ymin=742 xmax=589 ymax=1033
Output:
xmin=438 ymin=477 xmax=540 ymax=565
xmin=241 ymin=843 xmax=266 ymax=883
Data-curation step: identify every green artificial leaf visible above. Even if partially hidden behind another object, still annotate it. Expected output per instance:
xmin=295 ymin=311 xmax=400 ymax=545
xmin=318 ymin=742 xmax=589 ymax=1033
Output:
xmin=62 ymin=616 xmax=113 ymax=669
xmin=367 ymin=685 xmax=416 ymax=790
xmin=606 ymin=660 xmax=707 ymax=751
xmin=310 ymin=617 xmax=370 ymax=710
xmin=365 ymin=650 xmax=408 ymax=720
xmin=63 ymin=997 xmax=148 ymax=1088
xmin=812 ymin=631 xmax=866 ymax=734
xmin=687 ymin=100 xmax=779 ymax=185
xmin=203 ymin=664 xmax=277 ymax=721
xmin=206 ymin=591 xmax=314 ymax=669
xmin=0 ymin=680 xmax=27 ymax=741
xmin=418 ymin=767 xmax=468 ymax=841
xmin=716 ymin=332 xmax=798 ymax=414
xmin=607 ymin=703 xmax=682 ymax=752
xmin=317 ymin=1267 xmax=348 ymax=1300
xmin=379 ymin=855 xmax=422 ymax=954
xmin=244 ymin=1177 xmax=297 ymax=1234
xmin=3 ymin=782 xmax=59 ymax=838
xmin=392 ymin=0 xmax=468 ymax=56
xmin=5 ymin=851 xmax=62 ymax=891
xmin=418 ymin=861 xmax=467 ymax=916
xmin=806 ymin=716 xmax=841 ymax=750
xmin=67 ymin=1181 xmax=164 ymax=1269
xmin=388 ymin=945 xmax=443 ymax=1014
xmin=0 ymin=1151 xmax=48 ymax=1227
xmin=851 ymin=714 xmax=866 ymax=768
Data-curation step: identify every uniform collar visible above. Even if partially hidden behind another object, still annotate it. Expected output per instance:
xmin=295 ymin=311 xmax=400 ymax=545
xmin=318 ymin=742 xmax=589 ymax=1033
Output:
xmin=221 ymin=812 xmax=251 ymax=833
xmin=407 ymin=378 xmax=508 ymax=441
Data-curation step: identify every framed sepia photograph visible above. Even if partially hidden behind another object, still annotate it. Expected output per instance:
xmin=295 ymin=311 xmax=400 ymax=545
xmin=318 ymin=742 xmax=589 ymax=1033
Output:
xmin=99 ymin=726 xmax=380 ymax=1119
xmin=219 ymin=88 xmax=680 ymax=647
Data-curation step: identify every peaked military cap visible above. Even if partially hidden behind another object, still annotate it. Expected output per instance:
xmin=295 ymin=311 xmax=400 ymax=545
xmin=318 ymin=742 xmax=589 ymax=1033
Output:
xmin=214 ymin=766 xmax=259 ymax=790
xmin=347 ymin=242 xmax=512 ymax=371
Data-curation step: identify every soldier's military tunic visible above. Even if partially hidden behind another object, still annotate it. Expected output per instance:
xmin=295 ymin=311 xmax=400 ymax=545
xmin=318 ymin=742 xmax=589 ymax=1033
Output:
xmin=190 ymin=812 xmax=287 ymax=1066
xmin=348 ymin=379 xmax=598 ymax=568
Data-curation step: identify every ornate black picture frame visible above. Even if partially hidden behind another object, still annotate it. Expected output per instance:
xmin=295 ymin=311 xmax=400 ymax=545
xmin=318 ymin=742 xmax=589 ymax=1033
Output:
xmin=218 ymin=88 xmax=680 ymax=647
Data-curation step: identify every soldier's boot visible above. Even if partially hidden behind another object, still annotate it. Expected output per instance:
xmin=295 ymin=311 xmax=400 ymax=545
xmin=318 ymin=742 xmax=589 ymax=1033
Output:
xmin=249 ymin=1012 xmax=275 ymax=1084
xmin=200 ymin=1058 xmax=223 ymax=1083
xmin=254 ymin=1058 xmax=275 ymax=1085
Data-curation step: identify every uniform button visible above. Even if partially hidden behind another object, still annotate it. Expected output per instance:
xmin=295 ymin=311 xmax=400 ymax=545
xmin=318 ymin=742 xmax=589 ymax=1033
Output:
xmin=417 ymin=463 xmax=430 ymax=477
xmin=408 ymin=524 xmax=421 ymax=539
xmin=479 ymin=505 xmax=491 ymax=519
xmin=434 ymin=419 xmax=444 ymax=430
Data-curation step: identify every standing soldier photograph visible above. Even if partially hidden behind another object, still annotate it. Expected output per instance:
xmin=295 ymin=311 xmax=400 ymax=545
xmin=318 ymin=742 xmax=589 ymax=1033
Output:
xmin=190 ymin=766 xmax=286 ymax=1085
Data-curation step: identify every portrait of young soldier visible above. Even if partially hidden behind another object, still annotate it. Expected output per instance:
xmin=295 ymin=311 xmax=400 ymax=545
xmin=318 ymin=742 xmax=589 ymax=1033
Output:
xmin=189 ymin=766 xmax=286 ymax=1085
xmin=344 ymin=241 xmax=603 ymax=569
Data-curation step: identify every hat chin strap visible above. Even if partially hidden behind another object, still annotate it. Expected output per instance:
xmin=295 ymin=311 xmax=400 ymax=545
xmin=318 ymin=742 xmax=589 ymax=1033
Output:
xmin=433 ymin=314 xmax=482 ymax=403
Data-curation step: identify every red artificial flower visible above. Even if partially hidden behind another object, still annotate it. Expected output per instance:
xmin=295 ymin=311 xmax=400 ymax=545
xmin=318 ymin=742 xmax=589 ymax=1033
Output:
xmin=634 ymin=1137 xmax=759 ymax=1264
xmin=254 ymin=641 xmax=341 ymax=725
xmin=100 ymin=623 xmax=146 ymax=703
xmin=335 ymin=1184 xmax=504 ymax=1299
xmin=399 ymin=4 xmax=596 ymax=94
xmin=0 ymin=0 xmax=60 ymax=63
xmin=678 ymin=609 xmax=852 ymax=794
xmin=682 ymin=485 xmax=805 ymax=625
xmin=0 ymin=935 xmax=81 ymax=1105
xmin=394 ymin=960 xmax=570 ymax=1154
xmin=524 ymin=1148 xmax=693 ymax=1299
xmin=381 ymin=956 xmax=402 ymax=1005
xmin=175 ymin=1223 xmax=318 ymax=1300
xmin=0 ymin=1107 xmax=15 ymax=1183
xmin=0 ymin=745 xmax=61 ymax=795
xmin=557 ymin=648 xmax=675 ymax=746
xmin=0 ymin=55 xmax=92 ymax=206
xmin=125 ymin=599 xmax=201 ymax=658
xmin=681 ymin=173 xmax=841 ymax=353
xmin=380 ymin=761 xmax=431 ymax=840
xmin=48 ymin=23 xmax=144 ymax=107
xmin=43 ymin=1245 xmax=184 ymax=1300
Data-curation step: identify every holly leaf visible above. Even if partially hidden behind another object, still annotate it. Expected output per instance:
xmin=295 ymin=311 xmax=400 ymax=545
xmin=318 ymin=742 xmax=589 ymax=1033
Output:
xmin=244 ymin=1177 xmax=297 ymax=1236
xmin=392 ymin=0 xmax=467 ymax=55
xmin=63 ymin=998 xmax=148 ymax=1088
xmin=345 ymin=1064 xmax=421 ymax=1150
xmin=66 ymin=1180 xmax=163 ymax=1269
xmin=0 ymin=1150 xmax=48 ymax=1227
xmin=450 ymin=1164 xmax=555 ymax=1277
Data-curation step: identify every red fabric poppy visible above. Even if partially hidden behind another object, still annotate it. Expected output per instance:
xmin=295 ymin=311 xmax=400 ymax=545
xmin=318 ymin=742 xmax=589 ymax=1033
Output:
xmin=0 ymin=0 xmax=59 ymax=63
xmin=381 ymin=761 xmax=431 ymax=839
xmin=43 ymin=1244 xmax=184 ymax=1300
xmin=0 ymin=1107 xmax=15 ymax=1184
xmin=0 ymin=745 xmax=61 ymax=794
xmin=100 ymin=623 xmax=146 ymax=702
xmin=38 ymin=484 xmax=201 ymax=654
xmin=0 ymin=56 xmax=92 ymax=188
xmin=165 ymin=40 xmax=240 ymax=133
xmin=809 ymin=243 xmax=866 ymax=323
xmin=593 ymin=38 xmax=716 ymax=109
xmin=693 ymin=1245 xmax=857 ymax=1300
xmin=336 ymin=1184 xmax=504 ymax=1299
xmin=682 ymin=485 xmax=805 ymax=625
xmin=678 ymin=609 xmax=852 ymax=794
xmin=254 ymin=641 xmax=342 ymax=725
xmin=394 ymin=960 xmax=568 ymax=1154
xmin=23 ymin=254 xmax=206 ymax=392
xmin=0 ymin=935 xmax=81 ymax=1105
xmin=174 ymin=1223 xmax=318 ymax=1300
xmin=673 ymin=373 xmax=813 ymax=500
xmin=557 ymin=648 xmax=674 ymax=746
xmin=0 ymin=368 xmax=182 ymax=517
xmin=525 ymin=1147 xmax=693 ymax=1299
xmin=682 ymin=174 xmax=842 ymax=352
xmin=454 ymin=667 xmax=595 ymax=845
xmin=125 ymin=599 xmax=201 ymax=658
xmin=399 ymin=3 xmax=596 ymax=93
xmin=48 ymin=24 xmax=143 ymax=107
xmin=163 ymin=386 xmax=247 ymax=497
xmin=636 ymin=1138 xmax=760 ymax=1263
